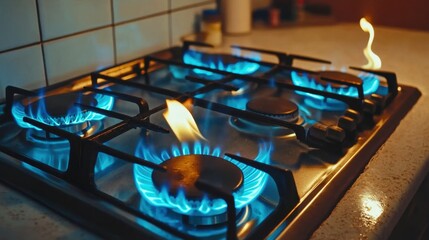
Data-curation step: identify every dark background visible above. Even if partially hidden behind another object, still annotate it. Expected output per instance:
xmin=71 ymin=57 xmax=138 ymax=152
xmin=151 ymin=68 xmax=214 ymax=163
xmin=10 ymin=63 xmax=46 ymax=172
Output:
xmin=306 ymin=0 xmax=429 ymax=31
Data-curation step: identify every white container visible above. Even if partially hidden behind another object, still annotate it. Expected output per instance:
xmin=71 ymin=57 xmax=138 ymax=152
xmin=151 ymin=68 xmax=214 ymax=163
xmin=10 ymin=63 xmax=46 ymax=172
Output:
xmin=221 ymin=0 xmax=252 ymax=35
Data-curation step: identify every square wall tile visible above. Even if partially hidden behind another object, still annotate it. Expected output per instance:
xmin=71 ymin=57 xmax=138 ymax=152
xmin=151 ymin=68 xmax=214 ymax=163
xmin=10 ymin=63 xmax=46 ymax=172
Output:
xmin=171 ymin=3 xmax=216 ymax=45
xmin=113 ymin=0 xmax=168 ymax=23
xmin=44 ymin=28 xmax=114 ymax=85
xmin=115 ymin=15 xmax=169 ymax=63
xmin=171 ymin=0 xmax=214 ymax=10
xmin=0 ymin=45 xmax=46 ymax=100
xmin=38 ymin=0 xmax=111 ymax=40
xmin=0 ymin=0 xmax=40 ymax=51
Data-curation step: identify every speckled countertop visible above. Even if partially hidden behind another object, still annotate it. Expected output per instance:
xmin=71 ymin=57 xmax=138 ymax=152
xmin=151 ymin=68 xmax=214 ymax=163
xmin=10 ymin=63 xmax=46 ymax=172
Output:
xmin=1 ymin=23 xmax=428 ymax=239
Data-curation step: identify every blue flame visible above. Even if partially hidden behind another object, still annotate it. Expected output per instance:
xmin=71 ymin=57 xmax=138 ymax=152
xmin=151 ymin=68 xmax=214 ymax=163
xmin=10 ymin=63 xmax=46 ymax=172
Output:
xmin=12 ymin=91 xmax=115 ymax=130
xmin=23 ymin=143 xmax=113 ymax=174
xmin=291 ymin=71 xmax=379 ymax=110
xmin=183 ymin=49 xmax=261 ymax=78
xmin=291 ymin=71 xmax=379 ymax=99
xmin=24 ymin=144 xmax=70 ymax=172
xmin=221 ymin=94 xmax=249 ymax=110
xmin=95 ymin=152 xmax=115 ymax=173
xmin=134 ymin=141 xmax=271 ymax=215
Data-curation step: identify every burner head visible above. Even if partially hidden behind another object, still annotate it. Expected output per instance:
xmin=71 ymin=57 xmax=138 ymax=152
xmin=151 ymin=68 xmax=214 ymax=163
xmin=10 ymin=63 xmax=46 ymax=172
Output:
xmin=290 ymin=70 xmax=372 ymax=111
xmin=152 ymin=154 xmax=243 ymax=200
xmin=184 ymin=50 xmax=261 ymax=76
xmin=318 ymin=71 xmax=362 ymax=88
xmin=25 ymin=121 xmax=102 ymax=144
xmin=246 ymin=97 xmax=299 ymax=122
xmin=26 ymin=92 xmax=96 ymax=122
xmin=12 ymin=90 xmax=114 ymax=130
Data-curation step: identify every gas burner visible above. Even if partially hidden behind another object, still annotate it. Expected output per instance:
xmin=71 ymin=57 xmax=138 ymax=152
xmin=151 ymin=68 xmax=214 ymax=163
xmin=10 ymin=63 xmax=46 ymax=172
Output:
xmin=152 ymin=154 xmax=243 ymax=200
xmin=169 ymin=49 xmax=261 ymax=92
xmin=8 ymin=91 xmax=115 ymax=171
xmin=183 ymin=49 xmax=261 ymax=77
xmin=167 ymin=49 xmax=262 ymax=98
xmin=246 ymin=97 xmax=300 ymax=123
xmin=12 ymin=91 xmax=114 ymax=130
xmin=291 ymin=70 xmax=379 ymax=110
xmin=27 ymin=92 xmax=95 ymax=121
xmin=318 ymin=71 xmax=362 ymax=88
xmin=230 ymin=97 xmax=305 ymax=137
xmin=25 ymin=121 xmax=102 ymax=145
xmin=147 ymin=154 xmax=245 ymax=226
xmin=138 ymin=201 xmax=251 ymax=237
xmin=134 ymin=140 xmax=270 ymax=220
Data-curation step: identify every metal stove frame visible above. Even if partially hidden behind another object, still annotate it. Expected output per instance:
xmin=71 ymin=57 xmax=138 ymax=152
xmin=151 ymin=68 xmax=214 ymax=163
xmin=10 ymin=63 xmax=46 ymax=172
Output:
xmin=0 ymin=42 xmax=421 ymax=239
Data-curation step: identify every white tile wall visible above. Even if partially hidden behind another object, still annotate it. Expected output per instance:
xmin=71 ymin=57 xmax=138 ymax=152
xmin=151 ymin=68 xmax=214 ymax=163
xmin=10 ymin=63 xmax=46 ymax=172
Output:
xmin=44 ymin=28 xmax=114 ymax=85
xmin=115 ymin=15 xmax=169 ymax=63
xmin=0 ymin=45 xmax=46 ymax=99
xmin=113 ymin=0 xmax=169 ymax=23
xmin=38 ymin=0 xmax=111 ymax=40
xmin=0 ymin=0 xmax=40 ymax=51
xmin=0 ymin=0 xmax=216 ymax=100
xmin=171 ymin=2 xmax=216 ymax=45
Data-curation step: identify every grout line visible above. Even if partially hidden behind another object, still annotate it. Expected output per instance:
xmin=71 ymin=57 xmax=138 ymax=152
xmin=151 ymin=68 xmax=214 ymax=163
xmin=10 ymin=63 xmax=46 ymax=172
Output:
xmin=110 ymin=0 xmax=117 ymax=65
xmin=168 ymin=0 xmax=173 ymax=47
xmin=0 ymin=0 xmax=217 ymax=69
xmin=40 ymin=9 xmax=173 ymax=45
xmin=114 ymin=10 xmax=170 ymax=27
xmin=1 ymin=1 xmax=216 ymax=56
xmin=0 ymin=42 xmax=41 ymax=55
xmin=35 ymin=0 xmax=49 ymax=86
xmin=43 ymin=25 xmax=113 ymax=43
xmin=167 ymin=0 xmax=216 ymax=46
xmin=113 ymin=0 xmax=215 ymax=27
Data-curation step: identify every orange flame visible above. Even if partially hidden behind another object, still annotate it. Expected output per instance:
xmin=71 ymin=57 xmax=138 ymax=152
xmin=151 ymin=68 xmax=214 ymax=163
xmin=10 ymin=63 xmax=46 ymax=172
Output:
xmin=163 ymin=99 xmax=206 ymax=142
xmin=360 ymin=18 xmax=382 ymax=69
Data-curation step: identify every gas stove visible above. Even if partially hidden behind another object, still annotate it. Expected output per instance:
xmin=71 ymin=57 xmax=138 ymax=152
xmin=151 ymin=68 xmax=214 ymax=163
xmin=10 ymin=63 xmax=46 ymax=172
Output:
xmin=0 ymin=41 xmax=421 ymax=239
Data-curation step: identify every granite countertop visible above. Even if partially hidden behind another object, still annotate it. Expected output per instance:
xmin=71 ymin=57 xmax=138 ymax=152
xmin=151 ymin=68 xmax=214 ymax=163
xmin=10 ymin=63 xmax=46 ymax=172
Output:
xmin=1 ymin=23 xmax=429 ymax=239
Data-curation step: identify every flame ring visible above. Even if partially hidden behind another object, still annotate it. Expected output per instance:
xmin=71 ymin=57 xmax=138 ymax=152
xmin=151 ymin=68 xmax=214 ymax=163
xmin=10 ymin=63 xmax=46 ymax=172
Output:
xmin=291 ymin=71 xmax=379 ymax=110
xmin=12 ymin=92 xmax=114 ymax=130
xmin=183 ymin=49 xmax=261 ymax=77
xmin=134 ymin=141 xmax=271 ymax=216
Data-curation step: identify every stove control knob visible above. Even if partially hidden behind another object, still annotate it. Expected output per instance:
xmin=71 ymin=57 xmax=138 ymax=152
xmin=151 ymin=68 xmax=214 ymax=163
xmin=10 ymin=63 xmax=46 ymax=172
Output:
xmin=370 ymin=94 xmax=386 ymax=114
xmin=326 ymin=126 xmax=346 ymax=142
xmin=344 ymin=109 xmax=362 ymax=125
xmin=308 ymin=123 xmax=346 ymax=150
xmin=308 ymin=123 xmax=328 ymax=141
xmin=338 ymin=116 xmax=356 ymax=132
xmin=362 ymin=99 xmax=376 ymax=115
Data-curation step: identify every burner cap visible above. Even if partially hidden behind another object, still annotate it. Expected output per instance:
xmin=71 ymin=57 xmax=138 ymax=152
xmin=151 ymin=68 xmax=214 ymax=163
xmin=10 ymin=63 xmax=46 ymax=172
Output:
xmin=318 ymin=71 xmax=362 ymax=88
xmin=246 ymin=97 xmax=299 ymax=122
xmin=152 ymin=155 xmax=243 ymax=200
xmin=26 ymin=92 xmax=96 ymax=120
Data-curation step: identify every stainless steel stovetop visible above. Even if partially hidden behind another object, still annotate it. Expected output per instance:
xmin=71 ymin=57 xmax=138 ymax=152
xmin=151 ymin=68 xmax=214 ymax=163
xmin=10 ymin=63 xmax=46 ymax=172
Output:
xmin=0 ymin=42 xmax=421 ymax=239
